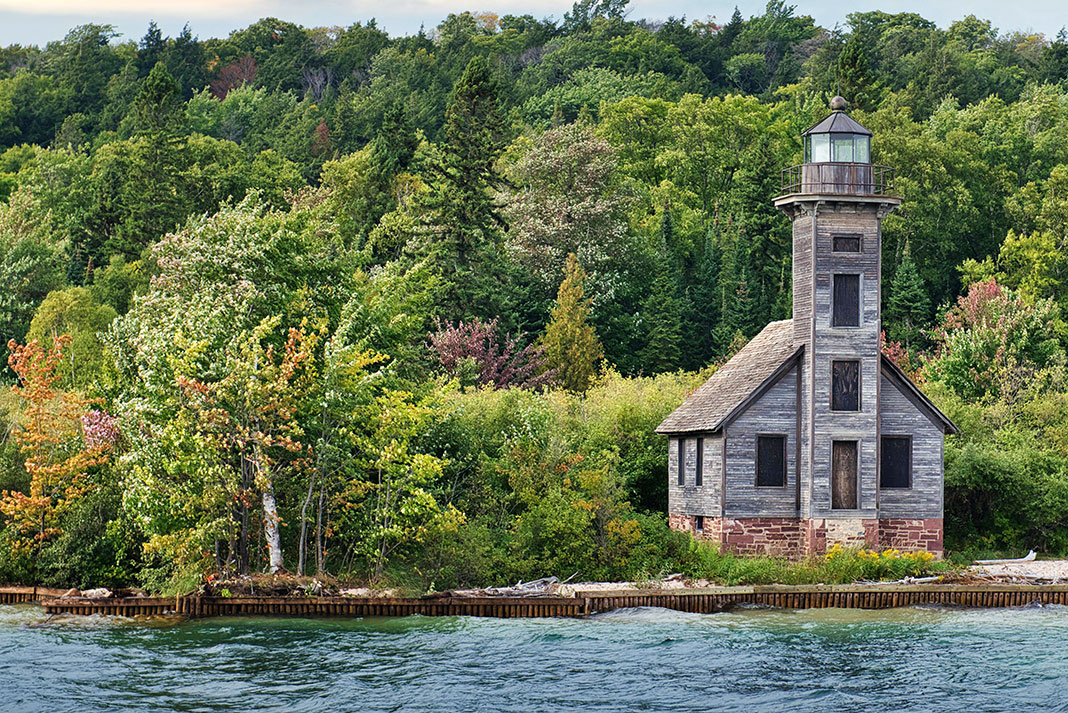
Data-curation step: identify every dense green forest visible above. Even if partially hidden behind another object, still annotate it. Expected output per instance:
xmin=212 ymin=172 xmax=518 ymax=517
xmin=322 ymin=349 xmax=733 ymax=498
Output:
xmin=2 ymin=0 xmax=1068 ymax=591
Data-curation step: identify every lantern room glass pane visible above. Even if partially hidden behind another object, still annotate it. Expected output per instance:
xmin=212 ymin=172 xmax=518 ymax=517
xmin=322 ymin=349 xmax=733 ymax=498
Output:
xmin=832 ymin=133 xmax=854 ymax=162
xmin=804 ymin=135 xmax=811 ymax=162
xmin=811 ymin=133 xmax=830 ymax=162
xmin=854 ymin=135 xmax=870 ymax=163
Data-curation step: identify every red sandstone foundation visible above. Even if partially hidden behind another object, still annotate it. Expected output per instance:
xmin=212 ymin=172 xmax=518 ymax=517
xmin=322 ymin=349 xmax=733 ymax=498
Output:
xmin=669 ymin=514 xmax=943 ymax=558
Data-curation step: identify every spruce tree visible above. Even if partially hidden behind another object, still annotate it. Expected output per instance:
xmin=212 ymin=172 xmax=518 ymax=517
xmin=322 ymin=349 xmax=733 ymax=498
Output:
xmin=422 ymin=56 xmax=510 ymax=323
xmin=639 ymin=209 xmax=684 ymax=373
xmin=542 ymin=254 xmax=603 ymax=392
xmin=885 ymin=251 xmax=931 ymax=351
xmin=719 ymin=242 xmax=760 ymax=344
xmin=685 ymin=226 xmax=722 ymax=367
xmin=728 ymin=134 xmax=790 ymax=327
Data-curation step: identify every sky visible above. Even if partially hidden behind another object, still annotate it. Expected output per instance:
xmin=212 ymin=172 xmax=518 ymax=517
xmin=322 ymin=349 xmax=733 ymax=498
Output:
xmin=0 ymin=0 xmax=1064 ymax=46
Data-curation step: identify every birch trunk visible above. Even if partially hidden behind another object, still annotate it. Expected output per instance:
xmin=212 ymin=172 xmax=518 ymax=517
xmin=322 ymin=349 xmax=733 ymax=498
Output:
xmin=262 ymin=486 xmax=284 ymax=574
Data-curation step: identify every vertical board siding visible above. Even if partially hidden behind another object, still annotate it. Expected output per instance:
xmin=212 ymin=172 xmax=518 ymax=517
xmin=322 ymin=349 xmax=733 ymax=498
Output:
xmin=667 ymin=433 xmax=722 ymax=519
xmin=724 ymin=365 xmax=799 ymax=516
xmin=878 ymin=374 xmax=943 ymax=518
xmin=807 ymin=204 xmax=882 ymax=518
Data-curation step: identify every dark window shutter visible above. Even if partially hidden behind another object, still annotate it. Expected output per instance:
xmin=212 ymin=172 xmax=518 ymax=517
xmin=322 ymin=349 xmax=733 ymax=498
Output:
xmin=833 ymin=235 xmax=861 ymax=252
xmin=756 ymin=435 xmax=786 ymax=487
xmin=832 ymin=360 xmax=860 ymax=411
xmin=677 ymin=439 xmax=685 ymax=485
xmin=695 ymin=438 xmax=704 ymax=486
xmin=833 ymin=274 xmax=860 ymax=326
xmin=881 ymin=437 xmax=911 ymax=488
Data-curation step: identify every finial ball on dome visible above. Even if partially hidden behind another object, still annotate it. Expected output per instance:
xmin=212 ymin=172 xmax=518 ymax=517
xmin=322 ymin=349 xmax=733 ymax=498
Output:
xmin=830 ymin=95 xmax=848 ymax=111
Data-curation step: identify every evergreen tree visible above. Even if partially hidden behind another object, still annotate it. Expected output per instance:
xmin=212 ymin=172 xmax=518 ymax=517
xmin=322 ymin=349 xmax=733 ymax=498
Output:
xmin=133 ymin=62 xmax=184 ymax=135
xmin=420 ymin=56 xmax=510 ymax=322
xmin=639 ymin=210 xmax=684 ymax=373
xmin=885 ymin=250 xmax=931 ymax=351
xmin=728 ymin=134 xmax=789 ymax=327
xmin=542 ymin=254 xmax=603 ymax=392
xmin=719 ymin=238 xmax=761 ymax=343
xmin=137 ymin=22 xmax=166 ymax=78
xmin=685 ymin=226 xmax=722 ymax=367
xmin=373 ymin=103 xmax=419 ymax=177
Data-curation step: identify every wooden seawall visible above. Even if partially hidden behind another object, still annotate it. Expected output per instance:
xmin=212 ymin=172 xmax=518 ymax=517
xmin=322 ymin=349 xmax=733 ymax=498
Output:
xmin=0 ymin=586 xmax=69 ymax=604
xmin=5 ymin=583 xmax=1066 ymax=619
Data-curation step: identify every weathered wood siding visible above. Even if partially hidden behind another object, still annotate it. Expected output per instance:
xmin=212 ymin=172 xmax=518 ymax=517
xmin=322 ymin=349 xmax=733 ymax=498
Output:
xmin=806 ymin=202 xmax=883 ymax=519
xmin=667 ymin=433 xmax=722 ymax=517
xmin=878 ymin=374 xmax=943 ymax=518
xmin=724 ymin=365 xmax=799 ymax=517
xmin=792 ymin=213 xmax=814 ymax=346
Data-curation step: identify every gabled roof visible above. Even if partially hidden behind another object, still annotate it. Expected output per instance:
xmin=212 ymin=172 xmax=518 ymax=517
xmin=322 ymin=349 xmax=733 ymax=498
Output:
xmin=880 ymin=355 xmax=959 ymax=435
xmin=657 ymin=320 xmax=801 ymax=435
xmin=802 ymin=111 xmax=873 ymax=136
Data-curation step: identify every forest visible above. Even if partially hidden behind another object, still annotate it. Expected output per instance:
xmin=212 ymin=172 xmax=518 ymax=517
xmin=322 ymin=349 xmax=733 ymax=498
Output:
xmin=2 ymin=0 xmax=1068 ymax=592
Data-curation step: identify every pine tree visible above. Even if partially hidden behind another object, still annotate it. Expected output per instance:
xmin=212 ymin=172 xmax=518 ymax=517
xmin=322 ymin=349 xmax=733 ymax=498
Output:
xmin=639 ymin=209 xmax=684 ymax=373
xmin=685 ymin=226 xmax=722 ymax=367
xmin=136 ymin=22 xmax=165 ymax=78
xmin=728 ymin=134 xmax=790 ymax=327
xmin=133 ymin=62 xmax=183 ymax=135
xmin=422 ymin=56 xmax=510 ymax=322
xmin=720 ymin=241 xmax=760 ymax=344
xmin=542 ymin=254 xmax=603 ymax=392
xmin=885 ymin=251 xmax=931 ymax=351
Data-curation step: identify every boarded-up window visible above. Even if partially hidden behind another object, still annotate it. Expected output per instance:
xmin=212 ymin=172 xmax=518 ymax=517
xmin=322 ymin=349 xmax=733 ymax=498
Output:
xmin=831 ymin=360 xmax=860 ymax=411
xmin=833 ymin=235 xmax=861 ymax=252
xmin=833 ymin=274 xmax=860 ymax=326
xmin=677 ymin=439 xmax=685 ymax=485
xmin=695 ymin=438 xmax=704 ymax=486
xmin=831 ymin=440 xmax=858 ymax=509
xmin=881 ymin=437 xmax=911 ymax=488
xmin=756 ymin=435 xmax=787 ymax=487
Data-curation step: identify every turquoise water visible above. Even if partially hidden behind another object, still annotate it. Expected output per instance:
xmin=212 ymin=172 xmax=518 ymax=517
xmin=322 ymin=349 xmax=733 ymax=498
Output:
xmin=2 ymin=603 xmax=1068 ymax=712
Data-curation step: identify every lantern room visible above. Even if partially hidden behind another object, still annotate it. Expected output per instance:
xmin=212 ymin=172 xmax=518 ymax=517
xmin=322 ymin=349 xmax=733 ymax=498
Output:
xmin=782 ymin=96 xmax=891 ymax=196
xmin=802 ymin=95 xmax=872 ymax=164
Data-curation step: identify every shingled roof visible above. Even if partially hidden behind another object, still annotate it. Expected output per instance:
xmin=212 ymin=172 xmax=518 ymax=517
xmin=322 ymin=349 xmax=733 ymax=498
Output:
xmin=657 ymin=320 xmax=801 ymax=435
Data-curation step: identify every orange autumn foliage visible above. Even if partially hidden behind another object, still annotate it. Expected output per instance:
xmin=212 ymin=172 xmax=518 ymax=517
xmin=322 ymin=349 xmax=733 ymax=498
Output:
xmin=0 ymin=337 xmax=110 ymax=550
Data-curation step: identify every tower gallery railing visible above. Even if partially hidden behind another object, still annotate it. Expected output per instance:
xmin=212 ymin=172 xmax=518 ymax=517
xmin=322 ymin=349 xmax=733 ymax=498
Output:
xmin=780 ymin=163 xmax=895 ymax=196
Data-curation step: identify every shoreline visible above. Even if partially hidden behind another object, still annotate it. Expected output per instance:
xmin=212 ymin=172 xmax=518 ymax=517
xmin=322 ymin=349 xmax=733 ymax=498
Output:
xmin=5 ymin=582 xmax=1068 ymax=619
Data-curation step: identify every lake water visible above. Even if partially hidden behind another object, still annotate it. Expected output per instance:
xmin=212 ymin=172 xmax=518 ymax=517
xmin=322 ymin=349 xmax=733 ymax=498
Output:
xmin=2 ymin=603 xmax=1068 ymax=712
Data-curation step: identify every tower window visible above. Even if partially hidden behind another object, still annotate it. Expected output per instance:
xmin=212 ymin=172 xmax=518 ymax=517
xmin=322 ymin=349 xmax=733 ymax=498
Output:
xmin=833 ymin=274 xmax=861 ymax=326
xmin=695 ymin=438 xmax=704 ymax=487
xmin=831 ymin=360 xmax=860 ymax=411
xmin=695 ymin=515 xmax=704 ymax=532
xmin=833 ymin=234 xmax=861 ymax=252
xmin=881 ymin=437 xmax=912 ymax=489
xmin=756 ymin=435 xmax=787 ymax=487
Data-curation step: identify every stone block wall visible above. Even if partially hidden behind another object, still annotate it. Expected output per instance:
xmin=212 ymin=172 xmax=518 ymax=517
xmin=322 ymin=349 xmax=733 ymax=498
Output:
xmin=668 ymin=514 xmax=943 ymax=558
xmin=879 ymin=518 xmax=943 ymax=556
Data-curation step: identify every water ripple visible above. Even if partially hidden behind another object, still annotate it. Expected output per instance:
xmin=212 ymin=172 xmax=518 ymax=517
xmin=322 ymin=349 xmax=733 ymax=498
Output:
xmin=3 ymin=603 xmax=1068 ymax=712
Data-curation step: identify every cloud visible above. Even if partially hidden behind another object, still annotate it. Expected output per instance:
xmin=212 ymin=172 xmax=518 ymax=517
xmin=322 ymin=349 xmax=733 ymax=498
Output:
xmin=0 ymin=0 xmax=263 ymax=15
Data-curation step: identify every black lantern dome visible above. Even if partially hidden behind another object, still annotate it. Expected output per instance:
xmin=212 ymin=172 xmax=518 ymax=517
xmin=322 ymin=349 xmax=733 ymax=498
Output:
xmin=802 ymin=96 xmax=872 ymax=164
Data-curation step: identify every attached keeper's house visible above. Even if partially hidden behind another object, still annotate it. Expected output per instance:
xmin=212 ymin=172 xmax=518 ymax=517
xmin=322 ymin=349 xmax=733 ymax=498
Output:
xmin=657 ymin=97 xmax=957 ymax=558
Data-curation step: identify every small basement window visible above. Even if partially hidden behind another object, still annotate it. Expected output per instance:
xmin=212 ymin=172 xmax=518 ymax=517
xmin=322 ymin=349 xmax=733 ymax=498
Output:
xmin=831 ymin=360 xmax=860 ymax=411
xmin=695 ymin=515 xmax=704 ymax=532
xmin=833 ymin=274 xmax=861 ymax=326
xmin=677 ymin=439 xmax=685 ymax=485
xmin=881 ymin=436 xmax=912 ymax=488
xmin=695 ymin=438 xmax=704 ymax=486
xmin=833 ymin=234 xmax=861 ymax=252
xmin=756 ymin=435 xmax=787 ymax=487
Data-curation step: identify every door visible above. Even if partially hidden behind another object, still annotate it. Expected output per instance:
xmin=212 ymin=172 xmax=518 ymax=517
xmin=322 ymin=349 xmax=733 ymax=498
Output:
xmin=831 ymin=440 xmax=858 ymax=509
